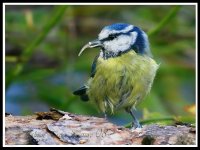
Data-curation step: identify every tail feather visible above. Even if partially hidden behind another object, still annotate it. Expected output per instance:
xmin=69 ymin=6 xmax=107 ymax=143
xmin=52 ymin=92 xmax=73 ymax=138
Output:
xmin=73 ymin=86 xmax=89 ymax=101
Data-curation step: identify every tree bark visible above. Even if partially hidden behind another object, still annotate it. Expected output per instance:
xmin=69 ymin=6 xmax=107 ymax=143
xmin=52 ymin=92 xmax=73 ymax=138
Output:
xmin=5 ymin=109 xmax=196 ymax=145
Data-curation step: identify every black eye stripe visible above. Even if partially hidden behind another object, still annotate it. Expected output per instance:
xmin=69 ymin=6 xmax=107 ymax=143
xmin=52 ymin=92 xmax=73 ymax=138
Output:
xmin=100 ymin=32 xmax=132 ymax=42
xmin=101 ymin=33 xmax=120 ymax=42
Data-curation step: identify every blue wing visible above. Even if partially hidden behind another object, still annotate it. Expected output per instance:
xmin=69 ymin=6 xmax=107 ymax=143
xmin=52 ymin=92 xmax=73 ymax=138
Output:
xmin=90 ymin=54 xmax=99 ymax=77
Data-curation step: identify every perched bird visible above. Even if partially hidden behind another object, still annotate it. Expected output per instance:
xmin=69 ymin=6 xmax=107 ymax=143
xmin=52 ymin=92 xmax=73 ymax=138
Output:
xmin=73 ymin=23 xmax=159 ymax=129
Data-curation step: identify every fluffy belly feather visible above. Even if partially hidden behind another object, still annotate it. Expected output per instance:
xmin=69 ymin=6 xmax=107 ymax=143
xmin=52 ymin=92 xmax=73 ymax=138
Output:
xmin=87 ymin=51 xmax=159 ymax=113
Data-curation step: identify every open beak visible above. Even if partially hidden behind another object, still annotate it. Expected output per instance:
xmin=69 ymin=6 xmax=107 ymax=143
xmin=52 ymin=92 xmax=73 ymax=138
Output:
xmin=78 ymin=39 xmax=102 ymax=56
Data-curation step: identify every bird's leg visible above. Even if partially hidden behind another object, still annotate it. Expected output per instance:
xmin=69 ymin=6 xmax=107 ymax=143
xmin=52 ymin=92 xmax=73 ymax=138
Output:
xmin=129 ymin=109 xmax=142 ymax=129
xmin=104 ymin=112 xmax=108 ymax=120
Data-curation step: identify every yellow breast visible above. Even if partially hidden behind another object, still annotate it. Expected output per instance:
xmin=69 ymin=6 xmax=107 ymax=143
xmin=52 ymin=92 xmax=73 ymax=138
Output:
xmin=87 ymin=51 xmax=159 ymax=114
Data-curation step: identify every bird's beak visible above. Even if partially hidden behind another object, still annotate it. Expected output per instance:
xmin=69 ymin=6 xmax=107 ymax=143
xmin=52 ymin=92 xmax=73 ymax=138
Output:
xmin=78 ymin=39 xmax=102 ymax=56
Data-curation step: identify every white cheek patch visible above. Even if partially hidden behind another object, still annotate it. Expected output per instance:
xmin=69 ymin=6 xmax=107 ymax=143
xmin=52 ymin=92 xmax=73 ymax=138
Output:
xmin=103 ymin=31 xmax=138 ymax=53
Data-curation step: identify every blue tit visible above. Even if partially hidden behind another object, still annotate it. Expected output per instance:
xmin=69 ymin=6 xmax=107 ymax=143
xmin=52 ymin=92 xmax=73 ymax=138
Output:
xmin=73 ymin=23 xmax=159 ymax=129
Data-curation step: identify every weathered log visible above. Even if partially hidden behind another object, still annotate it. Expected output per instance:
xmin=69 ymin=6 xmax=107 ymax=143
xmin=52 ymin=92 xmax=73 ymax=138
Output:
xmin=5 ymin=109 xmax=196 ymax=145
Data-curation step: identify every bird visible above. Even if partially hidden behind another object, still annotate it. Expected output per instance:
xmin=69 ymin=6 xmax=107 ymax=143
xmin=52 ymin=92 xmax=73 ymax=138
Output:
xmin=73 ymin=23 xmax=159 ymax=129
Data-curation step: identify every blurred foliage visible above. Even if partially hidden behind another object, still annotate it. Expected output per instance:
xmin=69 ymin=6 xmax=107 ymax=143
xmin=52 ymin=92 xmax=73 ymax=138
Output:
xmin=5 ymin=5 xmax=196 ymax=126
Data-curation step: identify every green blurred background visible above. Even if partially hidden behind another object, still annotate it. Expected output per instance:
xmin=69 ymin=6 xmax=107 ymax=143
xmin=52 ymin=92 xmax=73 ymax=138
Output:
xmin=5 ymin=5 xmax=196 ymax=126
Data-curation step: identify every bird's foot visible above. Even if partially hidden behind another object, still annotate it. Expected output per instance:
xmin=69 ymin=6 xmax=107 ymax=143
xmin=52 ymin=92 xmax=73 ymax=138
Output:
xmin=130 ymin=122 xmax=142 ymax=131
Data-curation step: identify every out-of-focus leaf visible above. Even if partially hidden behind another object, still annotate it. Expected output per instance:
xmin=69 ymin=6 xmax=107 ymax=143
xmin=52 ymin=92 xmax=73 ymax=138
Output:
xmin=184 ymin=104 xmax=196 ymax=116
xmin=17 ymin=69 xmax=56 ymax=81
xmin=138 ymin=91 xmax=170 ymax=115
xmin=142 ymin=108 xmax=163 ymax=120
xmin=175 ymin=115 xmax=195 ymax=125
xmin=141 ymin=108 xmax=175 ymax=125
xmin=6 ymin=5 xmax=68 ymax=88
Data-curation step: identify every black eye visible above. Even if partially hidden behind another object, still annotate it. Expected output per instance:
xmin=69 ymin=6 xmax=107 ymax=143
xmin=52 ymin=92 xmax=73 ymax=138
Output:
xmin=108 ymin=35 xmax=116 ymax=40
xmin=101 ymin=34 xmax=117 ymax=42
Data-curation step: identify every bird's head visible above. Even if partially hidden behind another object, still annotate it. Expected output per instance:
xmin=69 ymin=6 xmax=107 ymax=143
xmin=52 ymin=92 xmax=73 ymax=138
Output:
xmin=78 ymin=23 xmax=152 ymax=58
